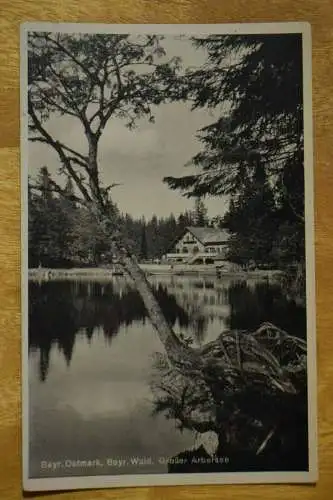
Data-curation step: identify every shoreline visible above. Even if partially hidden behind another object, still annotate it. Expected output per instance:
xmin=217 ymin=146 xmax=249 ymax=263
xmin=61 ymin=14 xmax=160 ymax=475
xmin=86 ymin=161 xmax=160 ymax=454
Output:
xmin=28 ymin=265 xmax=283 ymax=282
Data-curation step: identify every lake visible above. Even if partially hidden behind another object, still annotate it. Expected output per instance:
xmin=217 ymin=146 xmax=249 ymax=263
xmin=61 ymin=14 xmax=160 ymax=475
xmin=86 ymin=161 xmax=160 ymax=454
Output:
xmin=28 ymin=276 xmax=307 ymax=478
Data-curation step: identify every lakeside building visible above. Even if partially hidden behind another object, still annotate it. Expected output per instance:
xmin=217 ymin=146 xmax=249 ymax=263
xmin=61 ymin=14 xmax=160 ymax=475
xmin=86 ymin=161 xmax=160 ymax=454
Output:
xmin=165 ymin=226 xmax=230 ymax=265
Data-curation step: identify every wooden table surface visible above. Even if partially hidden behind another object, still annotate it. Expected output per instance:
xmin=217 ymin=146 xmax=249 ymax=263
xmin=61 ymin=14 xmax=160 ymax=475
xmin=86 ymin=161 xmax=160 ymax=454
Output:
xmin=0 ymin=1 xmax=332 ymax=499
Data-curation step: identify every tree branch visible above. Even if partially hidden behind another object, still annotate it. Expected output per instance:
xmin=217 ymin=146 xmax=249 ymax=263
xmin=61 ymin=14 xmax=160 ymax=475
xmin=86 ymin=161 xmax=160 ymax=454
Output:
xmin=98 ymin=57 xmax=125 ymax=129
xmin=32 ymin=85 xmax=78 ymax=117
xmin=42 ymin=33 xmax=93 ymax=79
xmin=88 ymin=97 xmax=123 ymax=128
xmin=57 ymin=143 xmax=88 ymax=163
xmin=47 ymin=62 xmax=90 ymax=123
xmin=28 ymin=96 xmax=92 ymax=203
xmin=32 ymin=33 xmax=97 ymax=134
xmin=30 ymin=135 xmax=89 ymax=164
xmin=29 ymin=180 xmax=88 ymax=208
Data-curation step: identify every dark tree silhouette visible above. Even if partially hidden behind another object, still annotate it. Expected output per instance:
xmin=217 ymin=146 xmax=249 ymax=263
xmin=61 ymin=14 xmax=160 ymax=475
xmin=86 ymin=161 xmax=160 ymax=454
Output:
xmin=164 ymin=34 xmax=305 ymax=269
xmin=192 ymin=197 xmax=208 ymax=226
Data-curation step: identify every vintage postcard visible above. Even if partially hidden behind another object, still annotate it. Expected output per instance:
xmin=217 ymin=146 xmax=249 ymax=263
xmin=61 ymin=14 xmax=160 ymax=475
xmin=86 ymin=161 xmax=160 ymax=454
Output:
xmin=21 ymin=22 xmax=317 ymax=491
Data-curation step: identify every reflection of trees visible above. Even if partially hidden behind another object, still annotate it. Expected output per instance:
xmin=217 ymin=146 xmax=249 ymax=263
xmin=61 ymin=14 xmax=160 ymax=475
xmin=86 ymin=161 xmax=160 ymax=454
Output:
xmin=227 ymin=281 xmax=306 ymax=339
xmin=30 ymin=278 xmax=308 ymax=470
xmin=150 ymin=322 xmax=308 ymax=472
xmin=165 ymin=279 xmax=231 ymax=346
xmin=28 ymin=280 xmax=193 ymax=381
xmin=29 ymin=282 xmax=79 ymax=381
xmin=177 ymin=301 xmax=208 ymax=347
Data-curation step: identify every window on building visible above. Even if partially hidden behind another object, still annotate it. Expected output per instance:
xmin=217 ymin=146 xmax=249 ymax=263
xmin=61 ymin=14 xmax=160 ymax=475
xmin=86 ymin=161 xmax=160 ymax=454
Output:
xmin=193 ymin=246 xmax=199 ymax=253
xmin=183 ymin=247 xmax=189 ymax=253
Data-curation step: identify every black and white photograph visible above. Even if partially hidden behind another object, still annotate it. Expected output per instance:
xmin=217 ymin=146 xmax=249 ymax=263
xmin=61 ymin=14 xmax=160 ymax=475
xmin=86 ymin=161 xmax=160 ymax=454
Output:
xmin=21 ymin=22 xmax=317 ymax=491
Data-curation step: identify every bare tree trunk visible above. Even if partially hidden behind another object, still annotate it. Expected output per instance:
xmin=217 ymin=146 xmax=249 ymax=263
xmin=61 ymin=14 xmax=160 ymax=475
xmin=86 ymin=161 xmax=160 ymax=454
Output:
xmin=118 ymin=245 xmax=195 ymax=361
xmin=87 ymin=135 xmax=104 ymax=209
xmin=84 ymin=133 xmax=190 ymax=362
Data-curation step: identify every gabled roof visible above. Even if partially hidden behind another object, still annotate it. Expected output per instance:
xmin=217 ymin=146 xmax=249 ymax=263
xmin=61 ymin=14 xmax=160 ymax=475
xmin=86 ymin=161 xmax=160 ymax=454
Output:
xmin=186 ymin=226 xmax=230 ymax=244
xmin=168 ymin=226 xmax=230 ymax=252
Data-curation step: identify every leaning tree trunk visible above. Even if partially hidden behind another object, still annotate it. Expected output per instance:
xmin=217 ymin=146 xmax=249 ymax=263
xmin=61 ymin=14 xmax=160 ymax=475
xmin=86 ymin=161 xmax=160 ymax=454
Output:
xmin=116 ymin=243 xmax=199 ymax=365
xmin=85 ymin=145 xmax=193 ymax=365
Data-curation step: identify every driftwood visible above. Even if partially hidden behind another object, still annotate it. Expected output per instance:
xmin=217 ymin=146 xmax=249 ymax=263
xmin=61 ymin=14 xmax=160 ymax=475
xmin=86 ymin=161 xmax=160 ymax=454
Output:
xmin=149 ymin=322 xmax=307 ymax=458
xmin=198 ymin=322 xmax=307 ymax=394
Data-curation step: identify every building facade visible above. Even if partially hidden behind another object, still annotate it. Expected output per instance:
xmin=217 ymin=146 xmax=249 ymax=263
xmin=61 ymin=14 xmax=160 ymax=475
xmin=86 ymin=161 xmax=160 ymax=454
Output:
xmin=166 ymin=226 xmax=230 ymax=264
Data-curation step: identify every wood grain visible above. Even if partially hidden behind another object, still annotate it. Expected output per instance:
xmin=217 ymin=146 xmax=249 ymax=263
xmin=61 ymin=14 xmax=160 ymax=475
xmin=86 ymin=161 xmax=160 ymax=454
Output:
xmin=0 ymin=1 xmax=332 ymax=499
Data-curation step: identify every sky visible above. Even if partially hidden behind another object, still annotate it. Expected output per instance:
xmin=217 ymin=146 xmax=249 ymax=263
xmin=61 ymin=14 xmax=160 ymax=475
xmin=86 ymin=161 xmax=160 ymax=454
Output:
xmin=28 ymin=35 xmax=229 ymax=219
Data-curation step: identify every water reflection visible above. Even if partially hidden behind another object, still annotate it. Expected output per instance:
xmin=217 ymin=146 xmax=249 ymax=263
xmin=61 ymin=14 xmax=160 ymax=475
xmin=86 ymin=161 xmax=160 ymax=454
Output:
xmin=29 ymin=277 xmax=305 ymax=383
xmin=29 ymin=280 xmax=192 ymax=382
xmin=28 ymin=277 xmax=307 ymax=477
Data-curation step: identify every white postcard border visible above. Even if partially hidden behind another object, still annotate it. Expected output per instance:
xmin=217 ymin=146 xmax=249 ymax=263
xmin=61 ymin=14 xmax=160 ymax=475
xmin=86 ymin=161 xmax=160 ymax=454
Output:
xmin=20 ymin=21 xmax=317 ymax=492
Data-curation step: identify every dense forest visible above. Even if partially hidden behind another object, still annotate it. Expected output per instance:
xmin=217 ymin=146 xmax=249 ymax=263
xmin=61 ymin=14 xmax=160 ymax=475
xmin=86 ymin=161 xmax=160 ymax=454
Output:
xmin=29 ymin=161 xmax=304 ymax=273
xmin=28 ymin=166 xmax=211 ymax=267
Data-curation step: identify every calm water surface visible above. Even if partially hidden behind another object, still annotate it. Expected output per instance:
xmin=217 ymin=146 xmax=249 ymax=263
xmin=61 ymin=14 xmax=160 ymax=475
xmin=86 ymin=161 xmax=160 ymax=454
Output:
xmin=28 ymin=276 xmax=306 ymax=478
